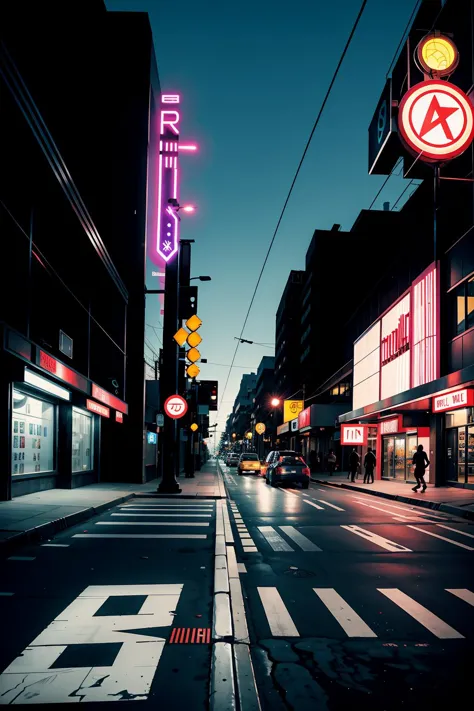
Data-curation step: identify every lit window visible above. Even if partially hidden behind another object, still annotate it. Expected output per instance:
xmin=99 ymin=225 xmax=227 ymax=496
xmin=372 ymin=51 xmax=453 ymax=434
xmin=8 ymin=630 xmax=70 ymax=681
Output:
xmin=468 ymin=277 xmax=474 ymax=329
xmin=330 ymin=386 xmax=339 ymax=395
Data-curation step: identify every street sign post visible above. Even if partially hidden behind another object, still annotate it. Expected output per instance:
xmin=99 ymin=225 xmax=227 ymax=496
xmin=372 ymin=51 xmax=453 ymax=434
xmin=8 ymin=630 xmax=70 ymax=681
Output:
xmin=164 ymin=395 xmax=188 ymax=420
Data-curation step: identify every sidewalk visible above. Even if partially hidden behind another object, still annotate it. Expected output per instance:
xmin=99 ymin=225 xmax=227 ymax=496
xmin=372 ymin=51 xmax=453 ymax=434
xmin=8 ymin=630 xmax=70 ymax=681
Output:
xmin=311 ymin=472 xmax=474 ymax=520
xmin=0 ymin=461 xmax=224 ymax=553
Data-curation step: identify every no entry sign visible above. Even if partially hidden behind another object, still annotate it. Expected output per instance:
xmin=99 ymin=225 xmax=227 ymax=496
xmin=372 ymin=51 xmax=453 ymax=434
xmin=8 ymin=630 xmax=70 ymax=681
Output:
xmin=398 ymin=80 xmax=474 ymax=163
xmin=164 ymin=394 xmax=188 ymax=419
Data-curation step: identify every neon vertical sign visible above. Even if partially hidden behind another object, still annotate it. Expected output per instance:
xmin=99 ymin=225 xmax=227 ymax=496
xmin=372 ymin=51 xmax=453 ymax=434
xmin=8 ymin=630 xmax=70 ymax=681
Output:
xmin=151 ymin=94 xmax=181 ymax=264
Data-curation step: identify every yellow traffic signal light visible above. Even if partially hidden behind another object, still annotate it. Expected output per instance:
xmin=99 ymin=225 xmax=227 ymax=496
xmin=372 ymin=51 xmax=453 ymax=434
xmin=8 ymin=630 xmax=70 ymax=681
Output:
xmin=187 ymin=347 xmax=201 ymax=363
xmin=187 ymin=331 xmax=202 ymax=348
xmin=190 ymin=423 xmax=198 ymax=432
xmin=173 ymin=327 xmax=188 ymax=347
xmin=186 ymin=314 xmax=202 ymax=332
xmin=187 ymin=363 xmax=200 ymax=378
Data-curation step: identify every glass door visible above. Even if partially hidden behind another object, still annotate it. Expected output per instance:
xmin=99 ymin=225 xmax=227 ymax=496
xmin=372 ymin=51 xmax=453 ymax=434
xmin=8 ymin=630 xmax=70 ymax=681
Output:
xmin=383 ymin=437 xmax=395 ymax=478
xmin=468 ymin=426 xmax=474 ymax=484
xmin=406 ymin=435 xmax=418 ymax=481
xmin=394 ymin=437 xmax=406 ymax=480
xmin=445 ymin=429 xmax=458 ymax=482
xmin=458 ymin=427 xmax=466 ymax=483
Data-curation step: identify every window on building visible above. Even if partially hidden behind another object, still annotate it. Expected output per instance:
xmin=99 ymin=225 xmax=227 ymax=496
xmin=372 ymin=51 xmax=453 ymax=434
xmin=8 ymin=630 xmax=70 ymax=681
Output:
xmin=11 ymin=390 xmax=55 ymax=475
xmin=451 ymin=276 xmax=474 ymax=336
xmin=72 ymin=409 xmax=93 ymax=472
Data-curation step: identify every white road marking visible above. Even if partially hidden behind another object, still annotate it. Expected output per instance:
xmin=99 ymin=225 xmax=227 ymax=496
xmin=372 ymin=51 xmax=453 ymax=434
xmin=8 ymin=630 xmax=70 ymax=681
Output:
xmin=0 ymin=593 xmax=14 ymax=596
xmin=351 ymin=498 xmax=449 ymax=520
xmin=257 ymin=587 xmax=299 ymax=637
xmin=279 ymin=526 xmax=322 ymax=552
xmin=316 ymin=499 xmax=345 ymax=511
xmin=112 ymin=513 xmax=212 ymax=518
xmin=41 ymin=544 xmax=70 ymax=547
xmin=446 ymin=588 xmax=474 ymax=606
xmin=0 ymin=583 xmax=182 ymax=703
xmin=257 ymin=526 xmax=294 ymax=552
xmin=73 ymin=534 xmax=207 ymax=539
xmin=237 ymin=563 xmax=247 ymax=573
xmin=313 ymin=588 xmax=377 ymax=637
xmin=378 ymin=588 xmax=464 ymax=639
xmin=7 ymin=556 xmax=35 ymax=561
xmin=407 ymin=525 xmax=474 ymax=550
xmin=355 ymin=501 xmax=414 ymax=519
xmin=280 ymin=490 xmax=299 ymax=497
xmin=301 ymin=493 xmax=310 ymax=497
xmin=303 ymin=500 xmax=324 ymax=510
xmin=242 ymin=546 xmax=258 ymax=552
xmin=392 ymin=516 xmax=410 ymax=522
xmin=437 ymin=524 xmax=474 ymax=539
xmin=341 ymin=525 xmax=412 ymax=552
xmin=120 ymin=506 xmax=213 ymax=511
xmin=96 ymin=521 xmax=209 ymax=527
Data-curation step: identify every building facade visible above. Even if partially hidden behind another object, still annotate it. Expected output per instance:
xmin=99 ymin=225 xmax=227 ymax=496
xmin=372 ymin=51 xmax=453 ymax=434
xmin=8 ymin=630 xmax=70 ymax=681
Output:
xmin=0 ymin=0 xmax=160 ymax=498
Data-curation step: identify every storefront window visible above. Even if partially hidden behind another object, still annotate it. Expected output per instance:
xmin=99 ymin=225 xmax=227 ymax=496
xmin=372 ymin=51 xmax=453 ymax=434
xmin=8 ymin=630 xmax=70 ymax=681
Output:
xmin=72 ymin=409 xmax=93 ymax=472
xmin=11 ymin=389 xmax=55 ymax=475
xmin=445 ymin=409 xmax=469 ymax=428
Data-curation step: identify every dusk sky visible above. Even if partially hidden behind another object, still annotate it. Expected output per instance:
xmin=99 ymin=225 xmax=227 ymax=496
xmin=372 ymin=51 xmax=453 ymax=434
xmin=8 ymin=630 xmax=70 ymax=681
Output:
xmin=106 ymin=0 xmax=419 ymax=440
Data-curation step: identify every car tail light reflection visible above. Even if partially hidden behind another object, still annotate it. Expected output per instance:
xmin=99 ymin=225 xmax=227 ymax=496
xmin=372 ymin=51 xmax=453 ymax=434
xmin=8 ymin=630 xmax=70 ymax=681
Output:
xmin=302 ymin=467 xmax=310 ymax=476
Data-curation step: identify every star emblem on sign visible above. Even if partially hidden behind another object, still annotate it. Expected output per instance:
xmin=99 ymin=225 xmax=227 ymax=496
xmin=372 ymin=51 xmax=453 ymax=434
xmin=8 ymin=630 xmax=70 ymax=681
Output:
xmin=398 ymin=80 xmax=474 ymax=163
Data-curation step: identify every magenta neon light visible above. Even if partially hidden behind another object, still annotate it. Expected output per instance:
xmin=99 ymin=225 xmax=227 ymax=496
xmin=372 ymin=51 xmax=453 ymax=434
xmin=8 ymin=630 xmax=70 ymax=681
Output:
xmin=162 ymin=94 xmax=180 ymax=104
xmin=160 ymin=110 xmax=180 ymax=135
xmin=179 ymin=145 xmax=198 ymax=151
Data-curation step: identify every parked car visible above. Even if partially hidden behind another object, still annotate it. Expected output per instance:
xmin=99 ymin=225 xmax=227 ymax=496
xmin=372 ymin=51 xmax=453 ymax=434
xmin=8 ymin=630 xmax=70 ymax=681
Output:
xmin=237 ymin=452 xmax=261 ymax=475
xmin=226 ymin=453 xmax=240 ymax=467
xmin=265 ymin=451 xmax=310 ymax=488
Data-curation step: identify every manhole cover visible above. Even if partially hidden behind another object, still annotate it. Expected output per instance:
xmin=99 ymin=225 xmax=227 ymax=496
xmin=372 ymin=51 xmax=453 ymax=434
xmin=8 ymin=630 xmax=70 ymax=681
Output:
xmin=282 ymin=567 xmax=316 ymax=578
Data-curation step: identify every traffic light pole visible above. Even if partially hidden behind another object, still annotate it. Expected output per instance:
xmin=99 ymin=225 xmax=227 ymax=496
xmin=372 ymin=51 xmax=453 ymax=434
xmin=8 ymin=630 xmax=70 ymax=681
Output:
xmin=158 ymin=251 xmax=182 ymax=494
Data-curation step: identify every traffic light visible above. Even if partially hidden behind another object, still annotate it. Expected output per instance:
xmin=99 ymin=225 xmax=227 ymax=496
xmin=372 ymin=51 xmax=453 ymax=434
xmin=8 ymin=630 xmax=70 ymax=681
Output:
xmin=198 ymin=380 xmax=218 ymax=411
xmin=179 ymin=286 xmax=198 ymax=321
xmin=175 ymin=315 xmax=203 ymax=380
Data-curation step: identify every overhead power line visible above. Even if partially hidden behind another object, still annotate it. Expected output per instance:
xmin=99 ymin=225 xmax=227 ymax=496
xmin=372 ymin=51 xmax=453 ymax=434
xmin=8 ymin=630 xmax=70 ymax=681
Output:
xmin=214 ymin=0 xmax=369 ymax=424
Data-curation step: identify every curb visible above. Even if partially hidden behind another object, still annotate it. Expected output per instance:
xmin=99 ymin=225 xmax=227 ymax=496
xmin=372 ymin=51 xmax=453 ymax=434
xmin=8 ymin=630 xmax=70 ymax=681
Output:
xmin=312 ymin=478 xmax=474 ymax=521
xmin=209 ymin=462 xmax=261 ymax=711
xmin=0 ymin=493 xmax=135 ymax=555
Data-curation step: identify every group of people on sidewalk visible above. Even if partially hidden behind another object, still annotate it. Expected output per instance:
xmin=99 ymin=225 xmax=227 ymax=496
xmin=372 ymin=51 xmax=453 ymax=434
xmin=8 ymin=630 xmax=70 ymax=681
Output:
xmin=311 ymin=444 xmax=430 ymax=492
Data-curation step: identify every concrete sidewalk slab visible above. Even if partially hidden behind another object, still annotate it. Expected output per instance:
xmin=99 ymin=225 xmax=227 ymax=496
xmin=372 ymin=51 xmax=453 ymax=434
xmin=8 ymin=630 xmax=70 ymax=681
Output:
xmin=0 ymin=461 xmax=224 ymax=553
xmin=311 ymin=472 xmax=474 ymax=520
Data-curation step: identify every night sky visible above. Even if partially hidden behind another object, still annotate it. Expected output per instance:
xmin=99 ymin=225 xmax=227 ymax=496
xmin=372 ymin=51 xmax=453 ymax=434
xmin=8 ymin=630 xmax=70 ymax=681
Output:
xmin=106 ymin=0 xmax=419 ymax=440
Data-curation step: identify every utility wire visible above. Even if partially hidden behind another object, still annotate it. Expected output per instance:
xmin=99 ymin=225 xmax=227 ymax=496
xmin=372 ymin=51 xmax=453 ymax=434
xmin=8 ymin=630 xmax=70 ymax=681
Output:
xmin=214 ymin=0 xmax=369 ymax=424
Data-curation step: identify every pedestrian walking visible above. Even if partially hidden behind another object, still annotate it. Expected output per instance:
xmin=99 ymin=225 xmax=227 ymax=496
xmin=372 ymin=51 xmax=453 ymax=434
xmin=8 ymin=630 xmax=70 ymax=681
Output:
xmin=363 ymin=447 xmax=376 ymax=484
xmin=349 ymin=448 xmax=360 ymax=483
xmin=327 ymin=449 xmax=336 ymax=476
xmin=412 ymin=444 xmax=429 ymax=492
xmin=309 ymin=450 xmax=317 ymax=474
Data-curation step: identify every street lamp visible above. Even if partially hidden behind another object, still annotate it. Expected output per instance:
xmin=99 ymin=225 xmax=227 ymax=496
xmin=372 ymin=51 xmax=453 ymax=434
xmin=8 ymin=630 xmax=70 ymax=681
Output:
xmin=271 ymin=398 xmax=281 ymax=407
xmin=190 ymin=276 xmax=212 ymax=282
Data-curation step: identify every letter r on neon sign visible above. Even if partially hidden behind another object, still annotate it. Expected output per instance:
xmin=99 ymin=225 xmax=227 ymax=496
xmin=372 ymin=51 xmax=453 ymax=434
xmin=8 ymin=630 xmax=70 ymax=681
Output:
xmin=161 ymin=110 xmax=180 ymax=134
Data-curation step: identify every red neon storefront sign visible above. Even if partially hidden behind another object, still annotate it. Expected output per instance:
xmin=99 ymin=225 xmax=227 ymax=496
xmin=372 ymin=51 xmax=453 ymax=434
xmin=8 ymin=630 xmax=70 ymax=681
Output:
xmin=432 ymin=388 xmax=474 ymax=413
xmin=86 ymin=399 xmax=110 ymax=418
xmin=38 ymin=350 xmax=88 ymax=393
xmin=341 ymin=424 xmax=368 ymax=446
xmin=298 ymin=406 xmax=311 ymax=430
xmin=92 ymin=384 xmax=128 ymax=415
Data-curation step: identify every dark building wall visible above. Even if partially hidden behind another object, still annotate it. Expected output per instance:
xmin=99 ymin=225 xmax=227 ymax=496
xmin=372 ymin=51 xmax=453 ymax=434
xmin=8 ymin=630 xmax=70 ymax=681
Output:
xmin=275 ymin=271 xmax=305 ymax=400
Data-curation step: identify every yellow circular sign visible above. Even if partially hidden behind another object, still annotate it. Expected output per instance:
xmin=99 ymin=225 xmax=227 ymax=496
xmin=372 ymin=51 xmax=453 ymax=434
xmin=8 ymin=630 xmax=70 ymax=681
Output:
xmin=417 ymin=33 xmax=459 ymax=77
xmin=246 ymin=432 xmax=253 ymax=439
xmin=255 ymin=423 xmax=266 ymax=435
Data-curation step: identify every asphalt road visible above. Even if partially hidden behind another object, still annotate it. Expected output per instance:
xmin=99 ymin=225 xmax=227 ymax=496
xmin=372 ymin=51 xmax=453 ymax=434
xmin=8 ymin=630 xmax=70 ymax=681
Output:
xmin=0 ymin=497 xmax=216 ymax=709
xmin=222 ymin=464 xmax=474 ymax=711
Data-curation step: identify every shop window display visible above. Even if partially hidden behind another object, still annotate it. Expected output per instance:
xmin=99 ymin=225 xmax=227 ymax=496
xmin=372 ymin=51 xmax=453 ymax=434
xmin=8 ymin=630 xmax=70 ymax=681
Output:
xmin=72 ymin=409 xmax=93 ymax=472
xmin=11 ymin=390 xmax=54 ymax=475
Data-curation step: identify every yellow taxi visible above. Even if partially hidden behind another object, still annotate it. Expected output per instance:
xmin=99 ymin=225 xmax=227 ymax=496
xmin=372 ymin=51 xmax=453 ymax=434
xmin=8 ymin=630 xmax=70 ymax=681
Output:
xmin=237 ymin=452 xmax=261 ymax=476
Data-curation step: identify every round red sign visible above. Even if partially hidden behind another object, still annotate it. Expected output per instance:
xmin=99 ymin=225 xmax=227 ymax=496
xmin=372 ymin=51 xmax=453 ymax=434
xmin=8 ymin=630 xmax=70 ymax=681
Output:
xmin=164 ymin=394 xmax=188 ymax=419
xmin=398 ymin=80 xmax=474 ymax=163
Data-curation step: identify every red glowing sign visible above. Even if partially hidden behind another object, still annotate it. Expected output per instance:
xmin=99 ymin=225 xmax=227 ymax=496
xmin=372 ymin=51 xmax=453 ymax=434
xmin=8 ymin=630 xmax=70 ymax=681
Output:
xmin=298 ymin=406 xmax=311 ymax=430
xmin=164 ymin=394 xmax=188 ymax=419
xmin=341 ymin=424 xmax=368 ymax=446
xmin=411 ymin=263 xmax=439 ymax=388
xmin=116 ymin=411 xmax=124 ymax=423
xmin=398 ymin=81 xmax=474 ymax=163
xmin=92 ymin=384 xmax=128 ymax=415
xmin=381 ymin=313 xmax=410 ymax=366
xmin=379 ymin=417 xmax=402 ymax=435
xmin=38 ymin=350 xmax=88 ymax=393
xmin=86 ymin=399 xmax=110 ymax=418
xmin=432 ymin=388 xmax=474 ymax=413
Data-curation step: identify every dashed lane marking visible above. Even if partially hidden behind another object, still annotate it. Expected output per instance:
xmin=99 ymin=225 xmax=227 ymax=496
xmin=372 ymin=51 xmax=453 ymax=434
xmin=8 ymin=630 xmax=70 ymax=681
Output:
xmin=315 ymin=499 xmax=345 ymax=511
xmin=73 ymin=534 xmax=207 ymax=539
xmin=341 ymin=525 xmax=412 ymax=553
xmin=112 ymin=513 xmax=212 ymax=518
xmin=313 ymin=588 xmax=377 ymax=637
xmin=437 ymin=524 xmax=474 ymax=539
xmin=446 ymin=589 xmax=474 ymax=606
xmin=279 ymin=526 xmax=322 ymax=552
xmin=96 ymin=521 xmax=209 ymax=527
xmin=378 ymin=588 xmax=464 ymax=639
xmin=303 ymin=500 xmax=324 ymax=510
xmin=257 ymin=526 xmax=293 ymax=552
xmin=407 ymin=525 xmax=474 ymax=551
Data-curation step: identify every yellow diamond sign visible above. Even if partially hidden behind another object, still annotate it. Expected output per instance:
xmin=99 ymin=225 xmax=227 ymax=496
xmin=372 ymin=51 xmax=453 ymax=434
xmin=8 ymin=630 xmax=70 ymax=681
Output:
xmin=255 ymin=422 xmax=266 ymax=435
xmin=190 ymin=423 xmax=198 ymax=432
xmin=173 ymin=327 xmax=188 ymax=347
xmin=187 ymin=331 xmax=202 ymax=348
xmin=187 ymin=363 xmax=200 ymax=378
xmin=186 ymin=314 xmax=202 ymax=332
xmin=187 ymin=347 xmax=201 ymax=363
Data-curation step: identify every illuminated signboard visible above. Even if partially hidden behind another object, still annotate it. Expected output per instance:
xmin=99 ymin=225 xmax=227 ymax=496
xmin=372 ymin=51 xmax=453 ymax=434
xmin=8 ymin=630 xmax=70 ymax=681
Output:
xmin=92 ymin=384 xmax=128 ymax=415
xmin=341 ymin=424 xmax=368 ymax=446
xmin=411 ymin=263 xmax=439 ymax=388
xmin=283 ymin=399 xmax=304 ymax=423
xmin=433 ymin=388 xmax=474 ymax=413
xmin=380 ymin=416 xmax=402 ymax=435
xmin=37 ymin=350 xmax=88 ymax=393
xmin=86 ymin=399 xmax=110 ymax=418
xmin=380 ymin=293 xmax=411 ymax=400
xmin=298 ymin=406 xmax=311 ymax=431
xmin=149 ymin=94 xmax=181 ymax=265
xmin=115 ymin=411 xmax=124 ymax=423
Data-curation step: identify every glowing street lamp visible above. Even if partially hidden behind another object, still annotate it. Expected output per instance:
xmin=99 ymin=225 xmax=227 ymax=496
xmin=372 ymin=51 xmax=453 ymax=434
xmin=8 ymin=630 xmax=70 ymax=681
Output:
xmin=271 ymin=398 xmax=281 ymax=407
xmin=181 ymin=205 xmax=196 ymax=213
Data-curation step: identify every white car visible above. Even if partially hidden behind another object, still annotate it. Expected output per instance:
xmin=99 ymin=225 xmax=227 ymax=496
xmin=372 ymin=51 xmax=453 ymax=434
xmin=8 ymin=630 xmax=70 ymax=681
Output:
xmin=226 ymin=454 xmax=240 ymax=467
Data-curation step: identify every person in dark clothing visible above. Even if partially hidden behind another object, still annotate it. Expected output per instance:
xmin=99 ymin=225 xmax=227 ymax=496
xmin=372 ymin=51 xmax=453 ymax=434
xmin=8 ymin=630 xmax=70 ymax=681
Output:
xmin=363 ymin=447 xmax=376 ymax=484
xmin=327 ymin=449 xmax=336 ymax=475
xmin=309 ymin=450 xmax=317 ymax=474
xmin=412 ymin=444 xmax=429 ymax=492
xmin=348 ymin=448 xmax=360 ymax=483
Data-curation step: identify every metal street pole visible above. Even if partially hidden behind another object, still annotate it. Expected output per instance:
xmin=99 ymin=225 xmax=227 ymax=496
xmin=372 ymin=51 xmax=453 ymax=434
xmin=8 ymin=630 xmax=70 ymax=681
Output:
xmin=158 ymin=253 xmax=181 ymax=493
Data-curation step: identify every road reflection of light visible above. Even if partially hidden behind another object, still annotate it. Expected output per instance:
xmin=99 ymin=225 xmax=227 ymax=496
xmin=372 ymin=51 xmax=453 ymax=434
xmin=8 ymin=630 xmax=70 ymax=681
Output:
xmin=243 ymin=478 xmax=252 ymax=491
xmin=255 ymin=485 xmax=275 ymax=514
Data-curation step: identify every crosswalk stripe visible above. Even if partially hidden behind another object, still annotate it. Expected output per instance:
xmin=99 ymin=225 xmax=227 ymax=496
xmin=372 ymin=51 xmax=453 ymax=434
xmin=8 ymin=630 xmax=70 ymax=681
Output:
xmin=257 ymin=588 xmax=299 ymax=637
xmin=257 ymin=526 xmax=293 ymax=552
xmin=446 ymin=589 xmax=474 ymax=606
xmin=303 ymin=500 xmax=324 ymax=510
xmin=378 ymin=588 xmax=464 ymax=639
xmin=437 ymin=524 xmax=474 ymax=539
xmin=315 ymin=499 xmax=345 ymax=511
xmin=341 ymin=525 xmax=412 ymax=552
xmin=112 ymin=513 xmax=211 ymax=518
xmin=73 ymin=534 xmax=207 ymax=539
xmin=313 ymin=589 xmax=377 ymax=637
xmin=407 ymin=525 xmax=474 ymax=550
xmin=279 ymin=526 xmax=322 ymax=551
xmin=96 ymin=521 xmax=209 ymax=528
